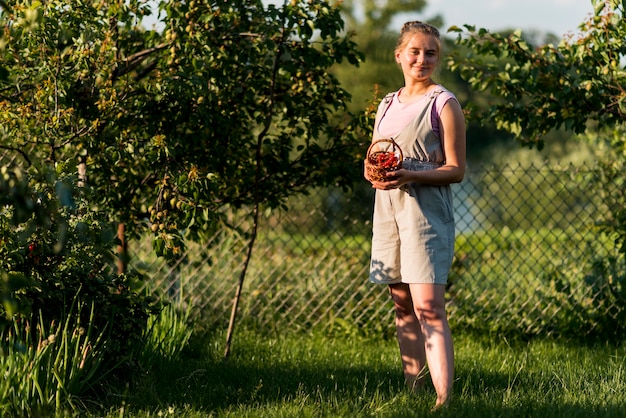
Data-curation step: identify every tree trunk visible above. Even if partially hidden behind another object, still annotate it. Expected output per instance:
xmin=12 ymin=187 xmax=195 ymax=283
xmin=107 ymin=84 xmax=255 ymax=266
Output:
xmin=117 ymin=223 xmax=127 ymax=274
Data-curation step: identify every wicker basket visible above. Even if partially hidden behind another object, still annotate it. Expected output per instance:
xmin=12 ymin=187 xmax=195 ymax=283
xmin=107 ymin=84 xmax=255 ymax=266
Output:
xmin=366 ymin=139 xmax=403 ymax=181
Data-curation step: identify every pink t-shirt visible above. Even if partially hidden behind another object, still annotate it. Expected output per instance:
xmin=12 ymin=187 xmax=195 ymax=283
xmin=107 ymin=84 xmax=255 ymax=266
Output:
xmin=378 ymin=87 xmax=457 ymax=139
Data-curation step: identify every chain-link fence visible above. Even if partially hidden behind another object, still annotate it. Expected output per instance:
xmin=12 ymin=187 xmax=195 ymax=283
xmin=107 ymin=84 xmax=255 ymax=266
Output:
xmin=130 ymin=163 xmax=626 ymax=340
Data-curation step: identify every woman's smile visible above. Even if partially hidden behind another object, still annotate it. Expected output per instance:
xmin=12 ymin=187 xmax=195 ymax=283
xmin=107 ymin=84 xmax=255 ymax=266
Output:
xmin=395 ymin=33 xmax=439 ymax=82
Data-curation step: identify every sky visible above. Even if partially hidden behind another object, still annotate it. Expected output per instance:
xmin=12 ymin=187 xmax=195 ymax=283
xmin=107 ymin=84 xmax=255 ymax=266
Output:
xmin=415 ymin=0 xmax=595 ymax=37
xmin=147 ymin=1 xmax=596 ymax=38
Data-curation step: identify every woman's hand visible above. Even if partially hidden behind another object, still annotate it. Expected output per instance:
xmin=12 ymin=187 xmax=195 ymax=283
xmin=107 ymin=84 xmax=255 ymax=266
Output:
xmin=369 ymin=168 xmax=414 ymax=190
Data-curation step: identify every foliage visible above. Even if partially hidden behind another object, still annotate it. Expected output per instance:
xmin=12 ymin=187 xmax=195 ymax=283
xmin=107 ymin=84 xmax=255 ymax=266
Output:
xmin=0 ymin=167 xmax=161 ymax=415
xmin=470 ymin=162 xmax=598 ymax=230
xmin=334 ymin=0 xmax=431 ymax=112
xmin=448 ymin=0 xmax=625 ymax=148
xmin=587 ymin=125 xmax=626 ymax=256
xmin=1 ymin=298 xmax=197 ymax=417
xmin=1 ymin=0 xmax=371 ymax=398
xmin=0 ymin=0 xmax=370 ymax=260
xmin=128 ymin=183 xmax=626 ymax=343
xmin=0 ymin=166 xmax=53 ymax=320
xmin=448 ymin=0 xmax=626 ymax=262
xmin=450 ymin=226 xmax=626 ymax=340
xmin=341 ymin=0 xmax=427 ymax=38
xmin=0 ymin=0 xmax=157 ymax=222
xmin=150 ymin=0 xmax=369 ymax=256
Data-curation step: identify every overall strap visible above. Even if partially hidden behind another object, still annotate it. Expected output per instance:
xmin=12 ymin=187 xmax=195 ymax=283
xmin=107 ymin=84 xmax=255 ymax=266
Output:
xmin=373 ymin=92 xmax=396 ymax=141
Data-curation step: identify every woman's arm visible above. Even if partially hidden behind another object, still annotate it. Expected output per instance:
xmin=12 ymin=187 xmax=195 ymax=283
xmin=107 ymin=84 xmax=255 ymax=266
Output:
xmin=369 ymin=98 xmax=466 ymax=189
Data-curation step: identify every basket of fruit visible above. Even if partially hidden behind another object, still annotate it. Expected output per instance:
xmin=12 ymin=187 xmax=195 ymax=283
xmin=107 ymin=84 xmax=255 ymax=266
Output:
xmin=366 ymin=138 xmax=403 ymax=181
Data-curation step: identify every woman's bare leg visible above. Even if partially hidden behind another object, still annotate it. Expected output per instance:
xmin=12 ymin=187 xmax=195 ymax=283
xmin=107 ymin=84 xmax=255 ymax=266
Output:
xmin=409 ymin=283 xmax=454 ymax=408
xmin=389 ymin=283 xmax=427 ymax=390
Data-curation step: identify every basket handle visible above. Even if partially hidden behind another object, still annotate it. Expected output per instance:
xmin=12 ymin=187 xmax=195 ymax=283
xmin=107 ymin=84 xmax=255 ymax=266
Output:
xmin=366 ymin=138 xmax=403 ymax=161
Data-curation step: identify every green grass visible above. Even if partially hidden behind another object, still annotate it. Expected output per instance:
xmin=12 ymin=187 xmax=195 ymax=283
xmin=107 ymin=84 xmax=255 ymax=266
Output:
xmin=90 ymin=329 xmax=625 ymax=418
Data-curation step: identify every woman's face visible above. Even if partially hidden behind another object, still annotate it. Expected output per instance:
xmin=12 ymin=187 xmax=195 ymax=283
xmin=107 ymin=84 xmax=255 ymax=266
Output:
xmin=395 ymin=32 xmax=439 ymax=82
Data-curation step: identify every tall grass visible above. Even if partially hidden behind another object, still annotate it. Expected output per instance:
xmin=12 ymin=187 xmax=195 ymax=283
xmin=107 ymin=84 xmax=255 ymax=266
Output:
xmin=0 ymin=301 xmax=196 ymax=416
xmin=96 ymin=328 xmax=626 ymax=417
xmin=0 ymin=304 xmax=107 ymax=416
xmin=140 ymin=302 xmax=195 ymax=364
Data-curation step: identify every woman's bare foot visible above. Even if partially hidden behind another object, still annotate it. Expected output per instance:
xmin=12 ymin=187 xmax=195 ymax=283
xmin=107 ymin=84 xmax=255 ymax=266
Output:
xmin=431 ymin=395 xmax=450 ymax=411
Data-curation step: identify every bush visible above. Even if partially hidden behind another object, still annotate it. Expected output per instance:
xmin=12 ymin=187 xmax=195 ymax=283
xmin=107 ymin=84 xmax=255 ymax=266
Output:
xmin=448 ymin=227 xmax=626 ymax=340
xmin=0 ymin=167 xmax=162 ymax=412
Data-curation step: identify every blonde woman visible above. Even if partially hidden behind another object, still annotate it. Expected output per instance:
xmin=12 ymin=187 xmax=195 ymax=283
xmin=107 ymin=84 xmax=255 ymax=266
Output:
xmin=364 ymin=21 xmax=466 ymax=409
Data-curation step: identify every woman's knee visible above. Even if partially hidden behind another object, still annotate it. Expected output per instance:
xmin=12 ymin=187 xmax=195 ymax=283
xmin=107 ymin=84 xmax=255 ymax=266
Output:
xmin=415 ymin=302 xmax=446 ymax=322
xmin=408 ymin=284 xmax=447 ymax=321
xmin=412 ymin=295 xmax=447 ymax=322
xmin=389 ymin=284 xmax=415 ymax=317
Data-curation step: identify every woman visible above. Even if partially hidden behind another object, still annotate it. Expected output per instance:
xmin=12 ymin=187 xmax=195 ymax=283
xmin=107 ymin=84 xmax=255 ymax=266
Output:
xmin=364 ymin=21 xmax=466 ymax=409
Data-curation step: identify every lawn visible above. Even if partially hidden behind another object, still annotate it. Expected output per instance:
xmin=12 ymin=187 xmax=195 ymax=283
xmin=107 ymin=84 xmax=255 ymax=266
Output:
xmin=95 ymin=329 xmax=626 ymax=417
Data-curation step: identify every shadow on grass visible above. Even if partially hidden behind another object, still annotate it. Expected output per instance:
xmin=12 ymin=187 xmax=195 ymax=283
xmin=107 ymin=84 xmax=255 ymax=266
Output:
xmin=153 ymin=359 xmax=405 ymax=410
xmin=108 ymin=352 xmax=626 ymax=418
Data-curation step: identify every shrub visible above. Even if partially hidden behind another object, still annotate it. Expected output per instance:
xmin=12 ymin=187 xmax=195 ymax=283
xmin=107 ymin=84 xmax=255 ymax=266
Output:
xmin=0 ymin=167 xmax=162 ymax=411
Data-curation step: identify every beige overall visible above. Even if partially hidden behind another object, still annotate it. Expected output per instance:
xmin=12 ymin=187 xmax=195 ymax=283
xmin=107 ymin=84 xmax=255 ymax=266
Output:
xmin=369 ymin=89 xmax=455 ymax=285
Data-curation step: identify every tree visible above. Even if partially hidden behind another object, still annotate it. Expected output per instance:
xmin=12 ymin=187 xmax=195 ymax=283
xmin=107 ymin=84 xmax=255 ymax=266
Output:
xmin=148 ymin=0 xmax=367 ymax=257
xmin=1 ymin=0 xmax=367 ymax=251
xmin=447 ymin=0 xmax=625 ymax=148
xmin=447 ymin=0 xmax=626 ymax=255
xmin=1 ymin=0 xmax=370 ymax=359
xmin=341 ymin=0 xmax=427 ymax=44
xmin=334 ymin=0 xmax=430 ymax=110
xmin=0 ymin=0 xmax=164 ymax=266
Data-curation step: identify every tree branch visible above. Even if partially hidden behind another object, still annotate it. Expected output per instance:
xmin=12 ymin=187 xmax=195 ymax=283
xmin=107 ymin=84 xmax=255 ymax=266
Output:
xmin=111 ymin=43 xmax=168 ymax=82
xmin=0 ymin=144 xmax=32 ymax=166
